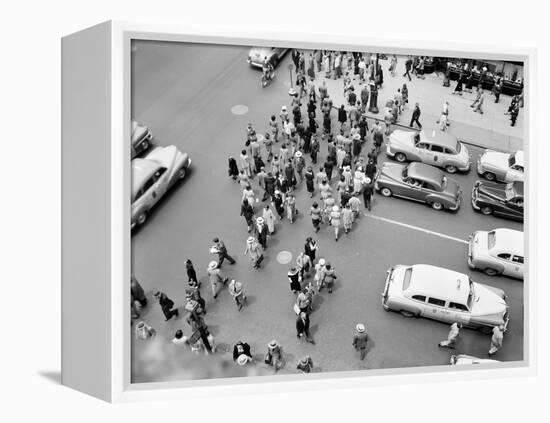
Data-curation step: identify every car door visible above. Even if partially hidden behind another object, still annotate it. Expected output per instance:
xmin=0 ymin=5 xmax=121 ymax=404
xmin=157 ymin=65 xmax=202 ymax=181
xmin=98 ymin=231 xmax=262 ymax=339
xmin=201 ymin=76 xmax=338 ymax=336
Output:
xmin=428 ymin=144 xmax=446 ymax=168
xmin=448 ymin=302 xmax=471 ymax=325
xmin=505 ymin=164 xmax=524 ymax=182
xmin=415 ymin=142 xmax=434 ymax=165
xmin=424 ymin=297 xmax=453 ymax=323
xmin=400 ymin=177 xmax=425 ymax=201
xmin=150 ymin=167 xmax=169 ymax=202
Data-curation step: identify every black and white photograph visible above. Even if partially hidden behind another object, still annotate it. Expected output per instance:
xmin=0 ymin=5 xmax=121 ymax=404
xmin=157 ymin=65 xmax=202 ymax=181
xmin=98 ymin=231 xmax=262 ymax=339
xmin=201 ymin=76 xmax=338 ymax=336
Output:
xmin=129 ymin=41 xmax=525 ymax=383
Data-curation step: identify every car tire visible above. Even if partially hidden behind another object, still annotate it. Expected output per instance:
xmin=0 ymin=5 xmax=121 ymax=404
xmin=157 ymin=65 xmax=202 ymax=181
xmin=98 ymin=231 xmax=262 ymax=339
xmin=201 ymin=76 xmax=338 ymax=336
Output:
xmin=484 ymin=267 xmax=500 ymax=277
xmin=483 ymin=171 xmax=496 ymax=181
xmin=178 ymin=167 xmax=187 ymax=179
xmin=380 ymin=187 xmax=393 ymax=197
xmin=395 ymin=153 xmax=407 ymax=163
xmin=431 ymin=201 xmax=444 ymax=211
xmin=445 ymin=165 xmax=457 ymax=174
xmin=481 ymin=206 xmax=493 ymax=216
xmin=141 ymin=140 xmax=149 ymax=152
xmin=399 ymin=310 xmax=416 ymax=318
xmin=136 ymin=211 xmax=148 ymax=226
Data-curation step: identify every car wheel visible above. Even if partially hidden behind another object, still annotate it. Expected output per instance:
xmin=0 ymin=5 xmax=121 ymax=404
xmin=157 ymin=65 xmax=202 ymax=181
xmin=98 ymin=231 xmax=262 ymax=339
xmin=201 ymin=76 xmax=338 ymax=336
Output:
xmin=431 ymin=201 xmax=444 ymax=211
xmin=395 ymin=153 xmax=407 ymax=163
xmin=484 ymin=268 xmax=500 ymax=277
xmin=445 ymin=165 xmax=457 ymax=174
xmin=141 ymin=140 xmax=149 ymax=152
xmin=178 ymin=167 xmax=187 ymax=179
xmin=399 ymin=309 xmax=416 ymax=318
xmin=483 ymin=171 xmax=496 ymax=181
xmin=481 ymin=206 xmax=493 ymax=216
xmin=136 ymin=211 xmax=148 ymax=226
xmin=380 ymin=187 xmax=393 ymax=197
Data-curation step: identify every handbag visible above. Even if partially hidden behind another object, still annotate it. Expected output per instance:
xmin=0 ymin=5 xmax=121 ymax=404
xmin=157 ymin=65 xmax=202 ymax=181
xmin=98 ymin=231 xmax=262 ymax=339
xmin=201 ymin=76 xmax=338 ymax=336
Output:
xmin=293 ymin=303 xmax=300 ymax=315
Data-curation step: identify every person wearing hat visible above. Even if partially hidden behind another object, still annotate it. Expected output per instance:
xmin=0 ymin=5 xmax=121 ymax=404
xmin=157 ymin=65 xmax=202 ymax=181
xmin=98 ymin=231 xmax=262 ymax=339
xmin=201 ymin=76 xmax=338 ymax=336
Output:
xmin=239 ymin=149 xmax=253 ymax=178
xmin=323 ymin=262 xmax=338 ymax=294
xmin=288 ymin=266 xmax=302 ymax=293
xmin=264 ymin=340 xmax=283 ymax=371
xmin=135 ymin=321 xmax=156 ymax=340
xmin=353 ymin=169 xmax=366 ymax=195
xmin=262 ymin=204 xmax=276 ymax=235
xmin=228 ymin=156 xmax=239 ymax=181
xmin=362 ymin=176 xmax=374 ymax=211
xmin=283 ymin=118 xmax=295 ymax=143
xmin=309 ymin=201 xmax=322 ymax=233
xmin=185 ymin=279 xmax=206 ymax=314
xmin=233 ymin=341 xmax=252 ymax=362
xmin=329 ymin=205 xmax=342 ymax=241
xmin=488 ymin=325 xmax=504 ymax=356
xmin=228 ymin=279 xmax=247 ymax=311
xmin=304 ymin=237 xmax=318 ymax=263
xmin=296 ymin=311 xmax=315 ymax=344
xmin=211 ymin=237 xmax=236 ymax=267
xmin=438 ymin=322 xmax=462 ymax=349
xmin=409 ymin=102 xmax=422 ymax=129
xmin=172 ymin=330 xmax=187 ymax=346
xmin=294 ymin=151 xmax=306 ymax=183
xmin=284 ymin=161 xmax=296 ymax=190
xmin=244 ymin=236 xmax=264 ymax=269
xmin=348 ymin=193 xmax=362 ymax=221
xmin=153 ymin=291 xmax=179 ymax=321
xmin=342 ymin=165 xmax=353 ymax=187
xmin=284 ymin=192 xmax=297 ymax=224
xmin=342 ymin=203 xmax=354 ymax=235
xmin=255 ymin=216 xmax=269 ymax=249
xmin=352 ymin=323 xmax=368 ymax=360
xmin=279 ymin=105 xmax=289 ymax=126
xmin=297 ymin=355 xmax=314 ymax=373
xmin=207 ymin=261 xmax=228 ymax=299
xmin=272 ymin=189 xmax=285 ymax=220
xmin=365 ymin=158 xmax=377 ymax=181
xmin=314 ymin=258 xmax=326 ymax=290
xmin=322 ymin=193 xmax=336 ymax=225
xmin=131 ymin=276 xmax=147 ymax=311
xmin=185 ymin=259 xmax=198 ymax=286
xmin=242 ymin=184 xmax=255 ymax=209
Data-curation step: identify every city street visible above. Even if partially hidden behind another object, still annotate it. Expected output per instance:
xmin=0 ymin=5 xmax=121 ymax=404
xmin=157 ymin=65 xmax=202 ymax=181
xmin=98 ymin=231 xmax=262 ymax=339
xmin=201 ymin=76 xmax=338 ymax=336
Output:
xmin=130 ymin=41 xmax=524 ymax=382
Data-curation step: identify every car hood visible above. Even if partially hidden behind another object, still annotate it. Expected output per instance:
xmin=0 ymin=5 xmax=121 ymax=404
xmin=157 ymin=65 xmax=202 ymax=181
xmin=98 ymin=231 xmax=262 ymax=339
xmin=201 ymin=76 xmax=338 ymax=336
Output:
xmin=475 ymin=181 xmax=506 ymax=201
xmin=389 ymin=130 xmax=414 ymax=148
xmin=145 ymin=145 xmax=184 ymax=171
xmin=480 ymin=150 xmax=509 ymax=170
xmin=443 ymin=178 xmax=460 ymax=196
xmin=471 ymin=282 xmax=508 ymax=321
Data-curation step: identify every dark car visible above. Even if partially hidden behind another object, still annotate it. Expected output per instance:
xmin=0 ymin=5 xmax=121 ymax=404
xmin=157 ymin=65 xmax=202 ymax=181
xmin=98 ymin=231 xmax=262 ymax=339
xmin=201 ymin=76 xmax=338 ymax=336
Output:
xmin=471 ymin=180 xmax=524 ymax=221
xmin=375 ymin=162 xmax=462 ymax=211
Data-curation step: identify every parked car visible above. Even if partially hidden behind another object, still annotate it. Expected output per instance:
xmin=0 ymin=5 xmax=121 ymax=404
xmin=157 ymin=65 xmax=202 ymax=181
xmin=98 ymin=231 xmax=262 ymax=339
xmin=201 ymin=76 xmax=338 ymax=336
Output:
xmin=450 ymin=354 xmax=500 ymax=365
xmin=468 ymin=228 xmax=524 ymax=279
xmin=477 ymin=149 xmax=524 ymax=183
xmin=386 ymin=129 xmax=471 ymax=173
xmin=131 ymin=120 xmax=152 ymax=158
xmin=247 ymin=47 xmax=289 ymax=68
xmin=375 ymin=161 xmax=462 ymax=211
xmin=471 ymin=180 xmax=524 ymax=221
xmin=382 ymin=264 xmax=509 ymax=333
xmin=131 ymin=146 xmax=191 ymax=228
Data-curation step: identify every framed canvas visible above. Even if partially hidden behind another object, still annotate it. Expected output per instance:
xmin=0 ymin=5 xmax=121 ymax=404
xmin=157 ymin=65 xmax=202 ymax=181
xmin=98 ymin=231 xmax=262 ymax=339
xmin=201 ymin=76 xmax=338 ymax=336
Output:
xmin=61 ymin=21 xmax=537 ymax=402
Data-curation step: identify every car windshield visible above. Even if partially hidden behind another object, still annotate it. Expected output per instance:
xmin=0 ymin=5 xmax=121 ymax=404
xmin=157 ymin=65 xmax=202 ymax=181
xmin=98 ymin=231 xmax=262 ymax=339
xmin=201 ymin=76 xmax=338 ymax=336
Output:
xmin=508 ymin=154 xmax=516 ymax=168
xmin=504 ymin=183 xmax=515 ymax=200
xmin=487 ymin=231 xmax=496 ymax=249
xmin=467 ymin=280 xmax=476 ymax=310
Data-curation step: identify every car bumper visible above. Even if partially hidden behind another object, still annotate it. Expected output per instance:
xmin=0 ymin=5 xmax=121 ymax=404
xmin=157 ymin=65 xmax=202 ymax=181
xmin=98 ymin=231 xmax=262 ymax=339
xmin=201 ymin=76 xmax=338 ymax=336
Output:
xmin=471 ymin=186 xmax=481 ymax=210
xmin=385 ymin=144 xmax=395 ymax=157
xmin=476 ymin=158 xmax=484 ymax=175
xmin=457 ymin=160 xmax=471 ymax=172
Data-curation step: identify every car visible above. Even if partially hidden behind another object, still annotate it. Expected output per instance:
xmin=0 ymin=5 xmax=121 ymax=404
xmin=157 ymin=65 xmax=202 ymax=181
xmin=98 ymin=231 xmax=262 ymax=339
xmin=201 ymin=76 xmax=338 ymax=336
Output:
xmin=375 ymin=161 xmax=462 ymax=211
xmin=381 ymin=264 xmax=509 ymax=333
xmin=449 ymin=354 xmax=500 ymax=365
xmin=471 ymin=180 xmax=524 ymax=221
xmin=477 ymin=149 xmax=524 ymax=183
xmin=386 ymin=129 xmax=471 ymax=173
xmin=131 ymin=145 xmax=191 ymax=228
xmin=468 ymin=228 xmax=524 ymax=279
xmin=131 ymin=120 xmax=152 ymax=158
xmin=247 ymin=47 xmax=289 ymax=68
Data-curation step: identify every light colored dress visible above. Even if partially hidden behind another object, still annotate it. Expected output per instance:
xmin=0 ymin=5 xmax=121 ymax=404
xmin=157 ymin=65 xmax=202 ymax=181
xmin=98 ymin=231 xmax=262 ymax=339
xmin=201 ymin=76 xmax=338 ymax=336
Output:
xmin=262 ymin=208 xmax=276 ymax=234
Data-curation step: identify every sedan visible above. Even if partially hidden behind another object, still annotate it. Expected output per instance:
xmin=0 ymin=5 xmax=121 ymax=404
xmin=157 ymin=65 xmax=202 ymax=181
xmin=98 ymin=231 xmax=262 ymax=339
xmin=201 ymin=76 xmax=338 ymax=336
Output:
xmin=247 ymin=47 xmax=289 ymax=68
xmin=375 ymin=161 xmax=462 ymax=211
xmin=382 ymin=264 xmax=509 ymax=333
xmin=131 ymin=120 xmax=152 ymax=158
xmin=477 ymin=149 xmax=524 ymax=183
xmin=468 ymin=228 xmax=524 ymax=279
xmin=131 ymin=145 xmax=191 ymax=228
xmin=471 ymin=180 xmax=524 ymax=221
xmin=386 ymin=129 xmax=471 ymax=173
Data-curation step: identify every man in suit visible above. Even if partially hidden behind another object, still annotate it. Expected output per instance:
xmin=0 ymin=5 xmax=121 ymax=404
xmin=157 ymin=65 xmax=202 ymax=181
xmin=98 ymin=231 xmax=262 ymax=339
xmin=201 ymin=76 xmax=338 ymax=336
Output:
xmin=153 ymin=291 xmax=179 ymax=321
xmin=296 ymin=312 xmax=315 ymax=344
xmin=352 ymin=323 xmax=368 ymax=360
xmin=212 ymin=237 xmax=236 ymax=267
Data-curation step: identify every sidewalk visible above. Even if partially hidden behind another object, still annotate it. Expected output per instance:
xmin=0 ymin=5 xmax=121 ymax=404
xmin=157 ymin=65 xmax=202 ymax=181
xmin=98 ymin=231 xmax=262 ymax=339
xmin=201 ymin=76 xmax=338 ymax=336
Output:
xmin=307 ymin=56 xmax=523 ymax=152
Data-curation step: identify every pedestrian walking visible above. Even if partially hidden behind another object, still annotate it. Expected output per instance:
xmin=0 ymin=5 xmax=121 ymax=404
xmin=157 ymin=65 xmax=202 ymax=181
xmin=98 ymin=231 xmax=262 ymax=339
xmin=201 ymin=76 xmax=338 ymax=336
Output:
xmin=262 ymin=204 xmax=276 ymax=235
xmin=264 ymin=340 xmax=284 ymax=371
xmin=240 ymin=149 xmax=253 ymax=178
xmin=305 ymin=166 xmax=315 ymax=198
xmin=207 ymin=261 xmax=228 ymax=299
xmin=228 ymin=156 xmax=239 ymax=181
xmin=452 ymin=72 xmax=464 ymax=95
xmin=338 ymin=104 xmax=347 ymax=129
xmin=272 ymin=190 xmax=285 ymax=220
xmin=409 ymin=103 xmax=422 ymax=129
xmin=297 ymin=356 xmax=314 ymax=373
xmin=296 ymin=312 xmax=315 ymax=344
xmin=348 ymin=193 xmax=361 ymax=221
xmin=319 ymin=179 xmax=332 ymax=201
xmin=323 ymin=262 xmax=337 ymax=293
xmin=401 ymin=83 xmax=409 ymax=108
xmin=233 ymin=341 xmax=252 ymax=362
xmin=288 ymin=266 xmax=302 ymax=293
xmin=280 ymin=105 xmax=289 ymax=127
xmin=296 ymin=251 xmax=312 ymax=281
xmin=135 ymin=321 xmax=156 ymax=340
xmin=403 ymin=56 xmax=412 ymax=81
xmin=488 ymin=325 xmax=504 ymax=356
xmin=310 ymin=135 xmax=320 ymax=164
xmin=470 ymin=89 xmax=485 ymax=114
xmin=185 ymin=259 xmax=198 ymax=285
xmin=244 ymin=236 xmax=264 ymax=269
xmin=510 ymin=104 xmax=519 ymax=127
xmin=310 ymin=201 xmax=322 ymax=233
xmin=372 ymin=122 xmax=384 ymax=154
xmin=438 ymin=322 xmax=462 ymax=348
xmin=131 ymin=276 xmax=147 ymax=309
xmin=389 ymin=54 xmax=397 ymax=76
xmin=185 ymin=311 xmax=214 ymax=354
xmin=342 ymin=203 xmax=353 ymax=234
xmin=362 ymin=176 xmax=374 ymax=211
xmin=285 ymin=193 xmax=297 ymax=223
xmin=314 ymin=258 xmax=326 ymax=291
xmin=493 ymin=78 xmax=502 ymax=103
xmin=153 ymin=291 xmax=179 ymax=321
xmin=228 ymin=279 xmax=247 ymax=311
xmin=240 ymin=199 xmax=254 ymax=232
xmin=255 ymin=216 xmax=269 ymax=249
xmin=305 ymin=237 xmax=318 ymax=263
xmin=352 ymin=323 xmax=368 ymax=360
xmin=294 ymin=151 xmax=306 ymax=183
xmin=186 ymin=279 xmax=206 ymax=314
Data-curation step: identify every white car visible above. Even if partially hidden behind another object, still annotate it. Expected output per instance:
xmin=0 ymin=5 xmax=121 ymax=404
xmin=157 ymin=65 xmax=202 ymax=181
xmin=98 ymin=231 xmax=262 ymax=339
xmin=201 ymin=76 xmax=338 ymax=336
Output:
xmin=468 ymin=228 xmax=524 ymax=279
xmin=131 ymin=120 xmax=152 ymax=158
xmin=450 ymin=354 xmax=500 ymax=365
xmin=382 ymin=264 xmax=509 ymax=333
xmin=477 ymin=149 xmax=524 ymax=183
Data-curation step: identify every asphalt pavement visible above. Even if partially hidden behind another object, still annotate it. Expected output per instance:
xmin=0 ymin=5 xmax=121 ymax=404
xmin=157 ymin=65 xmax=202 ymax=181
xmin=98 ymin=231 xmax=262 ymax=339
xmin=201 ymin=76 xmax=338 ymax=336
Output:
xmin=130 ymin=42 xmax=524 ymax=383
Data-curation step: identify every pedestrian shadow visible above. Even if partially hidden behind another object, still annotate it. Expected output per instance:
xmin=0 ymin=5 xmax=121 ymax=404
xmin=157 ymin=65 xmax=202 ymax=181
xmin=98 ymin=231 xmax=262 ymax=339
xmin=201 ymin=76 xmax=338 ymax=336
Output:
xmin=311 ymin=294 xmax=325 ymax=311
xmin=244 ymin=295 xmax=256 ymax=307
xmin=259 ymin=255 xmax=271 ymax=269
xmin=365 ymin=336 xmax=375 ymax=355
xmin=309 ymin=323 xmax=319 ymax=337
xmin=214 ymin=342 xmax=232 ymax=354
xmin=207 ymin=324 xmax=220 ymax=336
xmin=267 ymin=236 xmax=280 ymax=248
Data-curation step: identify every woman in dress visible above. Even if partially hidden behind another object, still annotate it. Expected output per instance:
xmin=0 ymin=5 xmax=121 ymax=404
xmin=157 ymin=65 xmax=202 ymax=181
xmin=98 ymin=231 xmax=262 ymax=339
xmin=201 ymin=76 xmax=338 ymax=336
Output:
xmin=271 ymin=153 xmax=281 ymax=176
xmin=242 ymin=185 xmax=255 ymax=208
xmin=240 ymin=199 xmax=254 ymax=233
xmin=319 ymin=179 xmax=332 ymax=200
xmin=272 ymin=190 xmax=285 ymax=220
xmin=288 ymin=266 xmax=302 ymax=294
xmin=329 ymin=205 xmax=342 ymax=241
xmin=228 ymin=156 xmax=239 ymax=181
xmin=262 ymin=204 xmax=276 ymax=235
xmin=401 ymin=83 xmax=409 ymax=108
xmin=244 ymin=236 xmax=263 ymax=269
xmin=342 ymin=203 xmax=353 ymax=234
xmin=284 ymin=193 xmax=297 ymax=224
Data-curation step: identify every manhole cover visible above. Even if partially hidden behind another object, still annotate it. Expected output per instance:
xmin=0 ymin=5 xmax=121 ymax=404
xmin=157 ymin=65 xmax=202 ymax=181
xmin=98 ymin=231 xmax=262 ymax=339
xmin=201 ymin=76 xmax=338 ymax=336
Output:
xmin=277 ymin=251 xmax=293 ymax=264
xmin=231 ymin=104 xmax=249 ymax=115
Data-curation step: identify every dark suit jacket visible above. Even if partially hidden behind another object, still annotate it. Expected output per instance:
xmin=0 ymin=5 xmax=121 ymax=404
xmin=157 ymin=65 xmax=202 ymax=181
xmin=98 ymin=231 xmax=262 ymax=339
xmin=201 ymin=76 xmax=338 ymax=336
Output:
xmin=296 ymin=314 xmax=311 ymax=335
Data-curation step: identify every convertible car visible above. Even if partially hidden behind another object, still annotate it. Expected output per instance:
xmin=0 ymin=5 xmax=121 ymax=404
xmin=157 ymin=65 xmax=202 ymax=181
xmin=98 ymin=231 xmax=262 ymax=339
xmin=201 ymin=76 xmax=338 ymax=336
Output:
xmin=471 ymin=180 xmax=523 ymax=221
xmin=477 ymin=149 xmax=524 ymax=183
xmin=247 ymin=47 xmax=289 ymax=68
xmin=386 ymin=129 xmax=471 ymax=173
xmin=131 ymin=145 xmax=191 ymax=229
xmin=375 ymin=162 xmax=462 ymax=211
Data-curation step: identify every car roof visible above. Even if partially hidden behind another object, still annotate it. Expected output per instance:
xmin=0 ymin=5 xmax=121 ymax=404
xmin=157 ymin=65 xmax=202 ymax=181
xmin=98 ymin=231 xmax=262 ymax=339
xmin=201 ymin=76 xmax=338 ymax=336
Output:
xmin=406 ymin=264 xmax=470 ymax=304
xmin=492 ymin=228 xmax=524 ymax=256
xmin=132 ymin=159 xmax=160 ymax=198
xmin=420 ymin=130 xmax=458 ymax=149
xmin=407 ymin=162 xmax=443 ymax=187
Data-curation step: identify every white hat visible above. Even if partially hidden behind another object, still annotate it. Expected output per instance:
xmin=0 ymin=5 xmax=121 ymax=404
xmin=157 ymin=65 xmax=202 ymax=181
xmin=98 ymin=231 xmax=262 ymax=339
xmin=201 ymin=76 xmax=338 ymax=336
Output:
xmin=237 ymin=354 xmax=249 ymax=366
xmin=256 ymin=217 xmax=264 ymax=224
xmin=318 ymin=258 xmax=326 ymax=266
xmin=332 ymin=205 xmax=339 ymax=212
xmin=282 ymin=106 xmax=287 ymax=111
xmin=356 ymin=323 xmax=366 ymax=333
xmin=247 ymin=236 xmax=255 ymax=243
xmin=364 ymin=177 xmax=371 ymax=184
xmin=268 ymin=340 xmax=279 ymax=348
xmin=208 ymin=261 xmax=218 ymax=270
xmin=295 ymin=151 xmax=303 ymax=158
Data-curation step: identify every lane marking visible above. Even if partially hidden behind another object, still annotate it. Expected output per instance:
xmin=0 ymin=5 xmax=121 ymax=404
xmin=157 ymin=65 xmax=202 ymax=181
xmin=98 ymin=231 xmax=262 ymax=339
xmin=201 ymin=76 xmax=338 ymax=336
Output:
xmin=364 ymin=214 xmax=468 ymax=245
